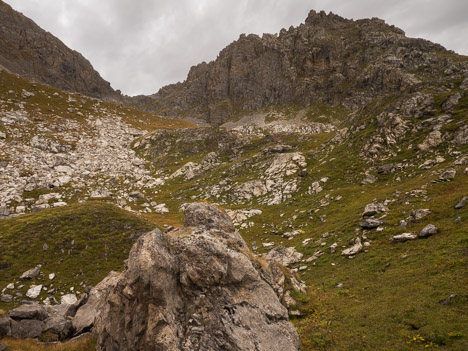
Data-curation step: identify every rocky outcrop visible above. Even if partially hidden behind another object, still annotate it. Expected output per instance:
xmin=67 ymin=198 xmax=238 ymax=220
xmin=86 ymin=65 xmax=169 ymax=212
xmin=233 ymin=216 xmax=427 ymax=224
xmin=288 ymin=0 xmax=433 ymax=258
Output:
xmin=0 ymin=1 xmax=116 ymax=99
xmin=93 ymin=203 xmax=301 ymax=350
xmin=134 ymin=10 xmax=458 ymax=125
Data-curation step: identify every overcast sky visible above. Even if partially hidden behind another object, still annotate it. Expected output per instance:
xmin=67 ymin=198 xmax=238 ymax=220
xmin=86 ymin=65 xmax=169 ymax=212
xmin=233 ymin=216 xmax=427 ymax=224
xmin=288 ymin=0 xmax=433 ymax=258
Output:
xmin=5 ymin=0 xmax=468 ymax=96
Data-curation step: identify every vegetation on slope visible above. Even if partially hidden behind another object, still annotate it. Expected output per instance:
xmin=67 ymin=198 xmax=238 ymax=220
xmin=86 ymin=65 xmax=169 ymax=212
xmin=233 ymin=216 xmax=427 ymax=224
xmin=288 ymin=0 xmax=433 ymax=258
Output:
xmin=0 ymin=202 xmax=154 ymax=312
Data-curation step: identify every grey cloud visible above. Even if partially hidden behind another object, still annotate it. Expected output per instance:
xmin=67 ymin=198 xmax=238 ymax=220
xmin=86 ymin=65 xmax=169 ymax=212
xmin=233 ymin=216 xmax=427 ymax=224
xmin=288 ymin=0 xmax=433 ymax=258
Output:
xmin=5 ymin=0 xmax=468 ymax=95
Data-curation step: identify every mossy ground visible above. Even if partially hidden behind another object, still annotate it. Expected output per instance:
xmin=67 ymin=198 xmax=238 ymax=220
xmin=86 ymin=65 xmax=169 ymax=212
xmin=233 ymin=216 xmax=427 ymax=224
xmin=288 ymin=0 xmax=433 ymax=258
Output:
xmin=0 ymin=202 xmax=154 ymax=311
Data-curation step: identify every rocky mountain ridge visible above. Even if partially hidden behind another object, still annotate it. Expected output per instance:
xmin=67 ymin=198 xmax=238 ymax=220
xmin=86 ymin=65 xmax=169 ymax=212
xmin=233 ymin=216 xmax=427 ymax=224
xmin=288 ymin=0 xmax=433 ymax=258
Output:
xmin=133 ymin=10 xmax=465 ymax=126
xmin=0 ymin=0 xmax=117 ymax=99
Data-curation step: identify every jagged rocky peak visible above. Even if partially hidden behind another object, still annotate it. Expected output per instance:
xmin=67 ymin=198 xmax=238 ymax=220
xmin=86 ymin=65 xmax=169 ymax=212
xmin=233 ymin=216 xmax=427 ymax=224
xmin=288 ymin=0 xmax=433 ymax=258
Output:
xmin=136 ymin=8 xmax=461 ymax=126
xmin=93 ymin=202 xmax=302 ymax=350
xmin=0 ymin=0 xmax=117 ymax=99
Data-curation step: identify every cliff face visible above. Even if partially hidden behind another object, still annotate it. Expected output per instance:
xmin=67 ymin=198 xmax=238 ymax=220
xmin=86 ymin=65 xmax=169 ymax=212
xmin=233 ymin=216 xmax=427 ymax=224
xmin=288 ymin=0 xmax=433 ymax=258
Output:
xmin=0 ymin=0 xmax=116 ymax=99
xmin=138 ymin=10 xmax=463 ymax=125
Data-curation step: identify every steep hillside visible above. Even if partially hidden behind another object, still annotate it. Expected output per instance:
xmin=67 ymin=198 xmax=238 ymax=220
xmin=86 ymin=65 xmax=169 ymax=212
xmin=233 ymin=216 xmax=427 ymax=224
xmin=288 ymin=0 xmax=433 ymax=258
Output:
xmin=135 ymin=10 xmax=467 ymax=126
xmin=0 ymin=5 xmax=467 ymax=351
xmin=0 ymin=0 xmax=117 ymax=99
xmin=128 ymin=72 xmax=468 ymax=349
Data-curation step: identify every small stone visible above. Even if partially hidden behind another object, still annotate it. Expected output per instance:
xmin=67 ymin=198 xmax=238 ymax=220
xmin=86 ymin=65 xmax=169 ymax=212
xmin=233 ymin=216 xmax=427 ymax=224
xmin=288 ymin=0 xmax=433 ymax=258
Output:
xmin=360 ymin=218 xmax=384 ymax=229
xmin=20 ymin=265 xmax=41 ymax=279
xmin=49 ymin=273 xmax=55 ymax=280
xmin=439 ymin=169 xmax=456 ymax=181
xmin=455 ymin=196 xmax=467 ymax=209
xmin=129 ymin=191 xmax=144 ymax=198
xmin=419 ymin=224 xmax=438 ymax=238
xmin=362 ymin=202 xmax=389 ymax=217
xmin=341 ymin=238 xmax=363 ymax=256
xmin=26 ymin=285 xmax=43 ymax=299
xmin=335 ymin=283 xmax=343 ymax=288
xmin=43 ymin=243 xmax=49 ymax=251
xmin=439 ymin=294 xmax=457 ymax=305
xmin=454 ymin=216 xmax=461 ymax=224
xmin=6 ymin=283 xmax=14 ymax=290
xmin=407 ymin=209 xmax=431 ymax=223
xmin=60 ymin=294 xmax=77 ymax=305
xmin=361 ymin=174 xmax=377 ymax=185
xmin=1 ymin=294 xmax=13 ymax=302
xmin=390 ymin=233 xmax=417 ymax=242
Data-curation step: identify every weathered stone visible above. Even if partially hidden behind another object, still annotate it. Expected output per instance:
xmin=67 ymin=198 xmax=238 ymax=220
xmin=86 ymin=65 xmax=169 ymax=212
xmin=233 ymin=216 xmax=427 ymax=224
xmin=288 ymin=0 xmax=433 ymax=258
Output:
xmin=442 ymin=92 xmax=462 ymax=112
xmin=377 ymin=164 xmax=394 ymax=174
xmin=418 ymin=131 xmax=442 ymax=151
xmin=390 ymin=233 xmax=417 ymax=242
xmin=129 ymin=191 xmax=144 ymax=199
xmin=94 ymin=204 xmax=300 ymax=350
xmin=362 ymin=202 xmax=389 ymax=217
xmin=407 ymin=209 xmax=431 ymax=222
xmin=439 ymin=169 xmax=456 ymax=181
xmin=232 ymin=180 xmax=268 ymax=201
xmin=184 ymin=202 xmax=236 ymax=233
xmin=1 ymin=294 xmax=13 ymax=302
xmin=10 ymin=319 xmax=44 ymax=339
xmin=455 ymin=196 xmax=467 ymax=209
xmin=8 ymin=304 xmax=48 ymax=321
xmin=26 ymin=285 xmax=43 ymax=299
xmin=267 ymin=144 xmax=293 ymax=153
xmin=453 ymin=125 xmax=468 ymax=145
xmin=60 ymin=294 xmax=77 ymax=305
xmin=419 ymin=224 xmax=438 ymax=238
xmin=308 ymin=181 xmax=323 ymax=194
xmin=341 ymin=237 xmax=363 ymax=256
xmin=72 ymin=271 xmax=120 ymax=335
xmin=266 ymin=246 xmax=304 ymax=267
xmin=361 ymin=174 xmax=377 ymax=185
xmin=20 ymin=265 xmax=41 ymax=279
xmin=42 ymin=316 xmax=73 ymax=341
xmin=0 ymin=317 xmax=12 ymax=338
xmin=360 ymin=218 xmax=384 ymax=229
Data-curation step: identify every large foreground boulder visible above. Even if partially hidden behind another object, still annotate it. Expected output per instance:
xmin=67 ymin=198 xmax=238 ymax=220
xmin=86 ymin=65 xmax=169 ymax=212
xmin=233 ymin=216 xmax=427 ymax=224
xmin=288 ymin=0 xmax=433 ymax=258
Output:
xmin=93 ymin=203 xmax=301 ymax=351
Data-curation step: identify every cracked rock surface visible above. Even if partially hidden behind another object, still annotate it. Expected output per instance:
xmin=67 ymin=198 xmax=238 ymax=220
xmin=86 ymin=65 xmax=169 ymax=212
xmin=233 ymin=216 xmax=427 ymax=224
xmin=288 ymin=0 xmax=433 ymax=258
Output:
xmin=94 ymin=203 xmax=301 ymax=351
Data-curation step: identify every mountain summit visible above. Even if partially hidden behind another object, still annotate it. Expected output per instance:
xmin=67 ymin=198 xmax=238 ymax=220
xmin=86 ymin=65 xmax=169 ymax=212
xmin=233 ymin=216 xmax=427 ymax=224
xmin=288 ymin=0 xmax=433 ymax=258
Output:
xmin=134 ymin=10 xmax=463 ymax=125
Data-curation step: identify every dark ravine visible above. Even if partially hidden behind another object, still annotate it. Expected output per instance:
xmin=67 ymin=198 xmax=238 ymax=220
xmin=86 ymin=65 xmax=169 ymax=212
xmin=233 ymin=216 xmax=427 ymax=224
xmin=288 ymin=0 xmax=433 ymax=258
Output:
xmin=133 ymin=10 xmax=464 ymax=125
xmin=0 ymin=0 xmax=117 ymax=99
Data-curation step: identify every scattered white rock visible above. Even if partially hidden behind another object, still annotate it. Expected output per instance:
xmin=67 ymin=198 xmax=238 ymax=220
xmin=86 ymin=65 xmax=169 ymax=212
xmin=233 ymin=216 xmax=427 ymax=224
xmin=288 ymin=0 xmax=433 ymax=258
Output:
xmin=26 ymin=284 xmax=43 ymax=299
xmin=341 ymin=237 xmax=363 ymax=256
xmin=391 ymin=233 xmax=417 ymax=242
xmin=61 ymin=293 xmax=78 ymax=305
xmin=266 ymin=246 xmax=303 ymax=266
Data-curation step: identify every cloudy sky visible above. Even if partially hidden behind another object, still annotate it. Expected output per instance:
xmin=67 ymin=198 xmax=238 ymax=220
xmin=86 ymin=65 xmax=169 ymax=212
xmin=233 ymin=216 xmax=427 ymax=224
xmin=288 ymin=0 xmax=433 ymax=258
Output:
xmin=5 ymin=0 xmax=468 ymax=96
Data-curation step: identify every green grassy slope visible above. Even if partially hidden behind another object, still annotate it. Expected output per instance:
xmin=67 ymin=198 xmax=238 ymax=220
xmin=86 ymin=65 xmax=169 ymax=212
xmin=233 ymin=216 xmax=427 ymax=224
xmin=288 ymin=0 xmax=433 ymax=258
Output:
xmin=0 ymin=202 xmax=154 ymax=311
